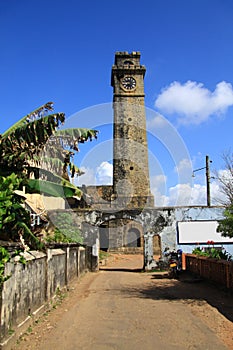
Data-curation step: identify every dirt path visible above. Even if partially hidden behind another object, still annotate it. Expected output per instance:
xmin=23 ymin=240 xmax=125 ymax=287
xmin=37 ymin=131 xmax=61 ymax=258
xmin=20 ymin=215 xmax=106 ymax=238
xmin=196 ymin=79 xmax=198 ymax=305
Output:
xmin=12 ymin=254 xmax=233 ymax=350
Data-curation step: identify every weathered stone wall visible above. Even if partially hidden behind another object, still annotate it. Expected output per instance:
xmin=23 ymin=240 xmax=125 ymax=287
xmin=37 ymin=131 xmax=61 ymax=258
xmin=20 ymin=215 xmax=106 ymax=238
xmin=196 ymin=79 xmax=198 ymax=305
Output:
xmin=82 ymin=185 xmax=113 ymax=203
xmin=79 ymin=247 xmax=87 ymax=274
xmin=46 ymin=249 xmax=66 ymax=300
xmin=47 ymin=206 xmax=226 ymax=254
xmin=0 ymin=245 xmax=93 ymax=347
xmin=64 ymin=205 xmax=224 ymax=252
xmin=65 ymin=246 xmax=78 ymax=281
xmin=1 ymin=251 xmax=47 ymax=337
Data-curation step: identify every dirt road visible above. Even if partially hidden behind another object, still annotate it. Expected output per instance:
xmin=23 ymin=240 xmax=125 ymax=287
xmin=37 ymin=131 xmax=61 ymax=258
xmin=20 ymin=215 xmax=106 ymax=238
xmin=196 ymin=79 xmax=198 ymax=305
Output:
xmin=12 ymin=254 xmax=233 ymax=350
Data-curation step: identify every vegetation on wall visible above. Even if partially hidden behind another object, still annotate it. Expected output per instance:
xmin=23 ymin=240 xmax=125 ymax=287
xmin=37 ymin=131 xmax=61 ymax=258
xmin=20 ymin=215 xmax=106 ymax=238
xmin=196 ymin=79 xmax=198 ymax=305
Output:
xmin=0 ymin=247 xmax=11 ymax=286
xmin=45 ymin=212 xmax=83 ymax=244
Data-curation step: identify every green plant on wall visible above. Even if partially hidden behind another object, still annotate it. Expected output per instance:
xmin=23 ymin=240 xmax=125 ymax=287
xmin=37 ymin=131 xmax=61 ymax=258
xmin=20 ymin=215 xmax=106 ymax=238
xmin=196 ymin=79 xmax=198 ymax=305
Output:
xmin=45 ymin=212 xmax=83 ymax=244
xmin=0 ymin=247 xmax=11 ymax=286
xmin=0 ymin=247 xmax=28 ymax=287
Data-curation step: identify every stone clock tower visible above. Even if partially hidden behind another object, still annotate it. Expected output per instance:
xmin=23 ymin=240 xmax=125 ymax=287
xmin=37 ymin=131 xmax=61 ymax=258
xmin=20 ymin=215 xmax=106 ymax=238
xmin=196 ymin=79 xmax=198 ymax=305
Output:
xmin=111 ymin=51 xmax=154 ymax=208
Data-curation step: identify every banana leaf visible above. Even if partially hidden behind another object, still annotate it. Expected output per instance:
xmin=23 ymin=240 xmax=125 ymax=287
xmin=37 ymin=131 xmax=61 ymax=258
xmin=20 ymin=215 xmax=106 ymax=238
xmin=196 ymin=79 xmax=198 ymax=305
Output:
xmin=56 ymin=128 xmax=98 ymax=144
xmin=27 ymin=179 xmax=81 ymax=198
xmin=2 ymin=102 xmax=55 ymax=138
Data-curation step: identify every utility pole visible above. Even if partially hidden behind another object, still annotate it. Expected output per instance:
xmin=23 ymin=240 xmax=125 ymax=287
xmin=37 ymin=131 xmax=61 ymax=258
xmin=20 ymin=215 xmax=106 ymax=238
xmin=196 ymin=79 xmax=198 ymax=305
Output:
xmin=192 ymin=155 xmax=212 ymax=207
xmin=206 ymin=155 xmax=211 ymax=207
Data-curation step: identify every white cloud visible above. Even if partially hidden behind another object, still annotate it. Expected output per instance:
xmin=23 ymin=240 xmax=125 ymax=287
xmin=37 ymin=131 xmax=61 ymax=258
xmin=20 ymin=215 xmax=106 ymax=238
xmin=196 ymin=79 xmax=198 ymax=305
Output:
xmin=74 ymin=162 xmax=113 ymax=186
xmin=150 ymin=174 xmax=169 ymax=206
xmin=217 ymin=169 xmax=232 ymax=182
xmin=167 ymin=180 xmax=226 ymax=206
xmin=75 ymin=163 xmax=227 ymax=207
xmin=168 ymin=183 xmax=193 ymax=206
xmin=151 ymin=174 xmax=167 ymax=188
xmin=74 ymin=166 xmax=96 ymax=186
xmin=96 ymin=161 xmax=113 ymax=185
xmin=155 ymin=80 xmax=233 ymax=125
xmin=175 ymin=158 xmax=192 ymax=174
xmin=151 ymin=176 xmax=227 ymax=207
xmin=174 ymin=158 xmax=193 ymax=185
xmin=147 ymin=112 xmax=167 ymax=129
xmin=153 ymin=191 xmax=169 ymax=207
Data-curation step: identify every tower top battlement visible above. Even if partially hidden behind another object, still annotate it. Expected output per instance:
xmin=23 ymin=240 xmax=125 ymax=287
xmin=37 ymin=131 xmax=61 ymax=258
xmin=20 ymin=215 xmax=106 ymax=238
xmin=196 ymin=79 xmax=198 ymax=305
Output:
xmin=115 ymin=51 xmax=141 ymax=56
xmin=113 ymin=51 xmax=142 ymax=67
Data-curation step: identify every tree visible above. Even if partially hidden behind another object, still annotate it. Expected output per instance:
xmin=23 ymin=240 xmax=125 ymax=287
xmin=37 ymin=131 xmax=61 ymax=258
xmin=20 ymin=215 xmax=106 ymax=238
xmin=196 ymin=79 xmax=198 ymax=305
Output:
xmin=216 ymin=151 xmax=233 ymax=205
xmin=217 ymin=150 xmax=233 ymax=238
xmin=217 ymin=205 xmax=233 ymax=238
xmin=0 ymin=102 xmax=98 ymax=247
xmin=0 ymin=102 xmax=98 ymax=198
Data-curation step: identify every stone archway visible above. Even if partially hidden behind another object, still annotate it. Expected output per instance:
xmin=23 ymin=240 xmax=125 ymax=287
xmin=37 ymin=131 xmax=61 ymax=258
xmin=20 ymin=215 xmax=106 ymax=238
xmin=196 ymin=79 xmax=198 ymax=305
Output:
xmin=98 ymin=218 xmax=144 ymax=253
xmin=124 ymin=227 xmax=141 ymax=248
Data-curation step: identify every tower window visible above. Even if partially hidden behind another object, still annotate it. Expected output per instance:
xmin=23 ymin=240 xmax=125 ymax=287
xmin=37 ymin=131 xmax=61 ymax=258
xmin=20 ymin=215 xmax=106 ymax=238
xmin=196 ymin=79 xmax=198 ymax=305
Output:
xmin=124 ymin=60 xmax=134 ymax=66
xmin=130 ymin=166 xmax=134 ymax=170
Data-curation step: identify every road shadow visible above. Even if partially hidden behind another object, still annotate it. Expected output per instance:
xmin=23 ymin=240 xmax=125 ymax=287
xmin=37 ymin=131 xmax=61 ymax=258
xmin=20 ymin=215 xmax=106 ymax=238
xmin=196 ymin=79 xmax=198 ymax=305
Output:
xmin=99 ymin=267 xmax=143 ymax=273
xmin=121 ymin=270 xmax=233 ymax=323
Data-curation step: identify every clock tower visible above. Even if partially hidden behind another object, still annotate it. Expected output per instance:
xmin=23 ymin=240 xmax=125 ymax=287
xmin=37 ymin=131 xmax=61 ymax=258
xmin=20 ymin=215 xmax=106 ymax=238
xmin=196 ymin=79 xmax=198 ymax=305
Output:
xmin=111 ymin=51 xmax=154 ymax=208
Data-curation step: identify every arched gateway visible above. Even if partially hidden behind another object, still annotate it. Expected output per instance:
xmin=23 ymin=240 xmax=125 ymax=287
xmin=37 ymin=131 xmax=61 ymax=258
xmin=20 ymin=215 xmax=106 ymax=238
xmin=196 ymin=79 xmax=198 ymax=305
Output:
xmin=99 ymin=219 xmax=144 ymax=253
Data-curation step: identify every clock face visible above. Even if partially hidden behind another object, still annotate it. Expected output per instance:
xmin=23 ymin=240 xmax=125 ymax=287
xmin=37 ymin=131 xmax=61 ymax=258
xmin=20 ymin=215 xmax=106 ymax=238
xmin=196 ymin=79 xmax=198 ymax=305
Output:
xmin=121 ymin=76 xmax=136 ymax=90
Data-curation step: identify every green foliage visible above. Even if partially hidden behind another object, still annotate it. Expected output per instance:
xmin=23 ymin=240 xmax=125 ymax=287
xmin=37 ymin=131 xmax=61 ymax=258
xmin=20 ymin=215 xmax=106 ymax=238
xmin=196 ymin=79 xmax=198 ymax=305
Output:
xmin=0 ymin=246 xmax=29 ymax=286
xmin=45 ymin=212 xmax=83 ymax=244
xmin=192 ymin=246 xmax=209 ymax=257
xmin=12 ymin=250 xmax=27 ymax=265
xmin=192 ymin=245 xmax=232 ymax=261
xmin=217 ymin=204 xmax=233 ymax=238
xmin=99 ymin=250 xmax=110 ymax=260
xmin=0 ymin=173 xmax=43 ymax=249
xmin=27 ymin=178 xmax=82 ymax=198
xmin=0 ymin=102 xmax=98 ymax=248
xmin=0 ymin=102 xmax=98 ymax=197
xmin=0 ymin=102 xmax=65 ymax=177
xmin=0 ymin=246 xmax=11 ymax=285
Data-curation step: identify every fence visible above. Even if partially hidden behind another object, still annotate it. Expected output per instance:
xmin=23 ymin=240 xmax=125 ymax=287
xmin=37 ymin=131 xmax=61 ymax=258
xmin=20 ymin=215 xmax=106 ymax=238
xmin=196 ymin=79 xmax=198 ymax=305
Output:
xmin=0 ymin=243 xmax=98 ymax=348
xmin=185 ymin=253 xmax=233 ymax=290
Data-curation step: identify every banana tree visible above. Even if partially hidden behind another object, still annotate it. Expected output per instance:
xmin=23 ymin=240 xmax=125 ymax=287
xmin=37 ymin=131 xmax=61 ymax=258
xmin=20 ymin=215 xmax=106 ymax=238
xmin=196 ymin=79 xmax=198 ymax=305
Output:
xmin=0 ymin=102 xmax=98 ymax=198
xmin=0 ymin=102 xmax=98 ymax=248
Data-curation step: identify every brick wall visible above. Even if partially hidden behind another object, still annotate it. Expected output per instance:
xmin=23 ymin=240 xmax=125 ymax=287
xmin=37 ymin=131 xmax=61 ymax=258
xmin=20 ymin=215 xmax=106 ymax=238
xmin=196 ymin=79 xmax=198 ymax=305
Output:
xmin=185 ymin=254 xmax=233 ymax=290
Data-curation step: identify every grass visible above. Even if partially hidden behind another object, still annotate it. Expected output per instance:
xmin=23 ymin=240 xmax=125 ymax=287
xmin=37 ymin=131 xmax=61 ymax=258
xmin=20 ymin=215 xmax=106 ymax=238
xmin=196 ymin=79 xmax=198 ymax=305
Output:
xmin=99 ymin=250 xmax=110 ymax=261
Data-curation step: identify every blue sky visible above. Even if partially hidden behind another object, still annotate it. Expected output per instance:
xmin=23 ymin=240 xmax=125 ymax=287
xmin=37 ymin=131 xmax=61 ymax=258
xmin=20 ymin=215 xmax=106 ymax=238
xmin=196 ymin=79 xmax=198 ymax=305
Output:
xmin=1 ymin=0 xmax=233 ymax=206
